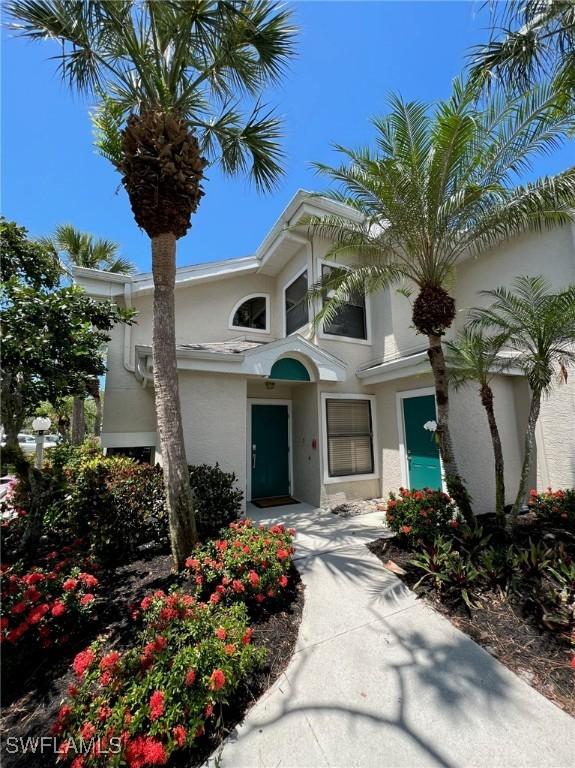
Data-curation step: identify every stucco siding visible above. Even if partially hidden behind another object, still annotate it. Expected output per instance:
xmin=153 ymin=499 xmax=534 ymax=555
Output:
xmin=178 ymin=372 xmax=247 ymax=488
xmin=536 ymin=379 xmax=575 ymax=490
xmin=292 ymin=385 xmax=321 ymax=506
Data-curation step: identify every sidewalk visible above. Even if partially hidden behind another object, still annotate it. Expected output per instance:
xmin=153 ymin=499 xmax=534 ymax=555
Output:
xmin=208 ymin=503 xmax=575 ymax=768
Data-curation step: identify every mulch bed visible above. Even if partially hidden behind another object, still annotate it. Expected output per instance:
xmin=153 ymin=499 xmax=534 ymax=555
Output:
xmin=0 ymin=551 xmax=305 ymax=767
xmin=367 ymin=533 xmax=575 ymax=717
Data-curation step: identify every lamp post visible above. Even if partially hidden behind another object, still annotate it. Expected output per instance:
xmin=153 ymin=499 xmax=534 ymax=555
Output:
xmin=32 ymin=416 xmax=52 ymax=470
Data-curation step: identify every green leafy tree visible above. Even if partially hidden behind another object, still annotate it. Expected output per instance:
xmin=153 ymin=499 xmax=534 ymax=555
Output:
xmin=469 ymin=0 xmax=575 ymax=104
xmin=7 ymin=0 xmax=297 ymax=570
xmin=305 ymin=79 xmax=575 ymax=521
xmin=469 ymin=276 xmax=575 ymax=517
xmin=46 ymin=224 xmax=135 ymax=443
xmin=1 ymin=219 xmax=133 ymax=450
xmin=445 ymin=328 xmax=509 ymax=525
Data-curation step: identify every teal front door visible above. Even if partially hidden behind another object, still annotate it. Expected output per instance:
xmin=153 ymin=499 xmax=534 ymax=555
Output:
xmin=251 ymin=404 xmax=290 ymax=499
xmin=402 ymin=394 xmax=442 ymax=490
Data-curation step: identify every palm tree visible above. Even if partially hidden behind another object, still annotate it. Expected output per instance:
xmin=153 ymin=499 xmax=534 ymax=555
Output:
xmin=7 ymin=1 xmax=296 ymax=570
xmin=469 ymin=276 xmax=575 ymax=518
xmin=49 ymin=224 xmax=136 ymax=276
xmin=469 ymin=0 xmax=575 ymax=104
xmin=46 ymin=225 xmax=135 ymax=444
xmin=445 ymin=328 xmax=509 ymax=525
xmin=305 ymin=79 xmax=575 ymax=522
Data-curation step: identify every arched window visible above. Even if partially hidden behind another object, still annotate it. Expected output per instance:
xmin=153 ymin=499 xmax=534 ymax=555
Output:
xmin=230 ymin=294 xmax=270 ymax=333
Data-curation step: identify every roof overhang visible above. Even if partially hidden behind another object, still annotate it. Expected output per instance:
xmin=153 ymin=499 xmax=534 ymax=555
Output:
xmin=135 ymin=334 xmax=347 ymax=384
xmin=357 ymin=350 xmax=524 ymax=385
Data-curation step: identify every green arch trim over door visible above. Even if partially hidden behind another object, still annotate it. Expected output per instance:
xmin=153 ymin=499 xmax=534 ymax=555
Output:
xmin=269 ymin=357 xmax=310 ymax=381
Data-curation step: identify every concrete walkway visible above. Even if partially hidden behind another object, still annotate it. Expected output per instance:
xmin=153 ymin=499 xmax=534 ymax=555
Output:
xmin=209 ymin=503 xmax=575 ymax=768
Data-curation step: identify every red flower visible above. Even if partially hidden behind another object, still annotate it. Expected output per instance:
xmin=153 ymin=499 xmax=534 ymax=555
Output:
xmin=248 ymin=571 xmax=260 ymax=587
xmin=140 ymin=595 xmax=153 ymax=610
xmin=71 ymin=757 xmax=85 ymax=768
xmin=276 ymin=549 xmax=289 ymax=561
xmin=72 ymin=648 xmax=95 ymax=678
xmin=209 ymin=592 xmax=221 ymax=604
xmin=100 ymin=671 xmax=113 ymax=687
xmin=0 ymin=617 xmax=8 ymax=630
xmin=185 ymin=557 xmax=200 ymax=570
xmin=149 ymin=690 xmax=165 ymax=720
xmin=414 ymin=492 xmax=424 ymax=502
xmin=172 ymin=725 xmax=186 ymax=748
xmin=279 ymin=575 xmax=288 ymax=588
xmin=400 ymin=525 xmax=412 ymax=535
xmin=98 ymin=705 xmax=112 ymax=721
xmin=63 ymin=578 xmax=78 ymax=592
xmin=154 ymin=635 xmax=167 ymax=651
xmin=185 ymin=668 xmax=196 ymax=686
xmin=209 ymin=669 xmax=226 ymax=691
xmin=449 ymin=520 xmax=459 ymax=529
xmin=570 ymin=656 xmax=575 ymax=669
xmin=80 ymin=722 xmax=96 ymax=740
xmin=255 ymin=593 xmax=266 ymax=603
xmin=100 ymin=650 xmax=121 ymax=671
xmin=51 ymin=601 xmax=66 ymax=617
xmin=242 ymin=627 xmax=253 ymax=645
xmin=57 ymin=705 xmax=72 ymax=722
xmin=125 ymin=736 xmax=167 ymax=768
xmin=79 ymin=572 xmax=98 ymax=588
xmin=224 ymin=643 xmax=236 ymax=656
xmin=215 ymin=627 xmax=227 ymax=640
xmin=11 ymin=601 xmax=27 ymax=615
xmin=28 ymin=603 xmax=49 ymax=624
xmin=67 ymin=684 xmax=79 ymax=697
xmin=231 ymin=579 xmax=245 ymax=593
xmin=80 ymin=593 xmax=95 ymax=606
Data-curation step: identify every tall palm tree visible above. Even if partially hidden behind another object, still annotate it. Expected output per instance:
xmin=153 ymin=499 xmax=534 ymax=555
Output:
xmin=469 ymin=276 xmax=575 ymax=518
xmin=7 ymin=1 xmax=296 ymax=570
xmin=305 ymin=79 xmax=575 ymax=522
xmin=469 ymin=0 xmax=575 ymax=104
xmin=445 ymin=328 xmax=509 ymax=525
xmin=47 ymin=225 xmax=135 ymax=444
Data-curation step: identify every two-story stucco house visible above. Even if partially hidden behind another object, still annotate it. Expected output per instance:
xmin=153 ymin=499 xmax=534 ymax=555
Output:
xmin=74 ymin=190 xmax=575 ymax=515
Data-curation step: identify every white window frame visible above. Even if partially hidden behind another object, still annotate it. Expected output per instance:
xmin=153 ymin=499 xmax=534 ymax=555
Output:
xmin=246 ymin=399 xmax=293 ymax=501
xmin=317 ymin=259 xmax=372 ymax=346
xmin=320 ymin=392 xmax=379 ymax=484
xmin=228 ymin=293 xmax=271 ymax=335
xmin=395 ymin=386 xmax=446 ymax=491
xmin=282 ymin=265 xmax=310 ymax=338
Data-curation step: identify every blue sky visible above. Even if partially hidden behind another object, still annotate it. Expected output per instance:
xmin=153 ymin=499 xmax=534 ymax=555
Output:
xmin=2 ymin=1 xmax=573 ymax=273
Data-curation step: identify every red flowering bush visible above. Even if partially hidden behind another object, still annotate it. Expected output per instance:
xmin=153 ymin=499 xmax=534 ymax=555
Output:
xmin=528 ymin=488 xmax=575 ymax=532
xmin=386 ymin=487 xmax=460 ymax=547
xmin=54 ymin=591 xmax=265 ymax=767
xmin=184 ymin=519 xmax=295 ymax=607
xmin=0 ymin=549 xmax=99 ymax=650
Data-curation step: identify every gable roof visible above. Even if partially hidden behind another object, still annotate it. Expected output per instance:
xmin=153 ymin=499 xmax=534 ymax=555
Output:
xmin=72 ymin=190 xmax=361 ymax=297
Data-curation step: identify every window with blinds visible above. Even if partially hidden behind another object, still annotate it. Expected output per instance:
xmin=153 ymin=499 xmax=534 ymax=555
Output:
xmin=325 ymin=398 xmax=374 ymax=477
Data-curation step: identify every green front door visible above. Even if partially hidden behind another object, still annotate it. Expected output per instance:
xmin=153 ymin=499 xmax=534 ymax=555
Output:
xmin=251 ymin=404 xmax=290 ymax=499
xmin=402 ymin=394 xmax=442 ymax=490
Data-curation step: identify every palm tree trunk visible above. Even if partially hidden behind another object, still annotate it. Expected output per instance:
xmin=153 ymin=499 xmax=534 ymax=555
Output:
xmin=512 ymin=390 xmax=541 ymax=518
xmin=480 ymin=383 xmax=505 ymax=526
xmin=151 ymin=232 xmax=197 ymax=570
xmin=87 ymin=379 xmax=102 ymax=437
xmin=71 ymin=397 xmax=85 ymax=445
xmin=427 ymin=334 xmax=473 ymax=523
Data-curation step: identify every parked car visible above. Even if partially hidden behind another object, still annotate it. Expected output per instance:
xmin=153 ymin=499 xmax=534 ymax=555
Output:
xmin=0 ymin=433 xmax=60 ymax=454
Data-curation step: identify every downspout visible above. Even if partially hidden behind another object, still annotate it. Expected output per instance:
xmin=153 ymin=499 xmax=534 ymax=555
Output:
xmin=123 ymin=281 xmax=135 ymax=373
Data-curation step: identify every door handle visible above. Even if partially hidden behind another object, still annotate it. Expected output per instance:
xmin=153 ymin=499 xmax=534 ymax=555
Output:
xmin=252 ymin=452 xmax=256 ymax=469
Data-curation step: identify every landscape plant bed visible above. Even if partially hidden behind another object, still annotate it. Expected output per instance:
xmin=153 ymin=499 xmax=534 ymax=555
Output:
xmin=367 ymin=526 xmax=575 ymax=717
xmin=1 ymin=551 xmax=304 ymax=768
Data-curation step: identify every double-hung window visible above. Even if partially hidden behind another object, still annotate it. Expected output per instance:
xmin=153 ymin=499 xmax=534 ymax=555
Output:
xmin=285 ymin=270 xmax=309 ymax=335
xmin=325 ymin=398 xmax=374 ymax=477
xmin=322 ymin=264 xmax=367 ymax=340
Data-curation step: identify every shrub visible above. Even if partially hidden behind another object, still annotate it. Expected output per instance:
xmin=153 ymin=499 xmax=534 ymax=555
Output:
xmin=528 ymin=488 xmax=575 ymax=531
xmin=410 ymin=536 xmax=480 ymax=609
xmin=386 ymin=487 xmax=460 ymax=546
xmin=185 ymin=519 xmax=295 ymax=607
xmin=54 ymin=592 xmax=265 ymax=767
xmin=188 ymin=463 xmax=243 ymax=538
xmin=1 ymin=549 xmax=100 ymax=650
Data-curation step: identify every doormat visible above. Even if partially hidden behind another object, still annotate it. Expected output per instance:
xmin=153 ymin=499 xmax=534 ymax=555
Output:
xmin=252 ymin=496 xmax=300 ymax=509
